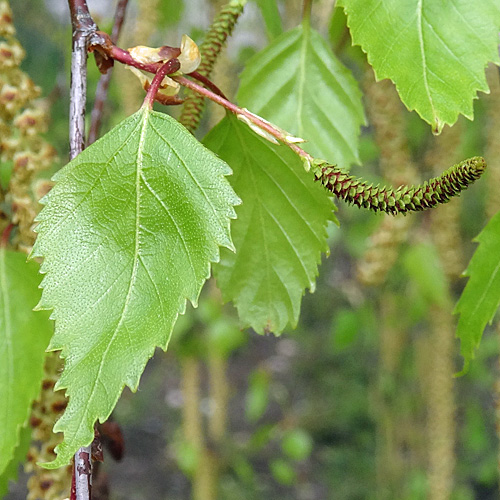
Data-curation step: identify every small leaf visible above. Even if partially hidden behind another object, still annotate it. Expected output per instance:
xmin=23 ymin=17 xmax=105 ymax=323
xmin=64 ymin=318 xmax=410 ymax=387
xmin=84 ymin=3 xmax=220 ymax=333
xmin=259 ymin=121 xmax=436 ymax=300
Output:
xmin=338 ymin=0 xmax=500 ymax=133
xmin=205 ymin=115 xmax=336 ymax=334
xmin=237 ymin=21 xmax=365 ymax=166
xmin=455 ymin=211 xmax=500 ymax=372
xmin=404 ymin=243 xmax=449 ymax=307
xmin=0 ymin=250 xmax=52 ymax=478
xmin=32 ymin=107 xmax=239 ymax=467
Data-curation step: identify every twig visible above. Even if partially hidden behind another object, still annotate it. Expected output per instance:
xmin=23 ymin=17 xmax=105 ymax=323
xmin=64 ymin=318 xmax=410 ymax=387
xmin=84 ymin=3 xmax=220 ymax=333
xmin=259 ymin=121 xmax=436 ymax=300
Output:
xmin=189 ymin=71 xmax=227 ymax=99
xmin=68 ymin=0 xmax=96 ymax=159
xmin=143 ymin=59 xmax=181 ymax=108
xmin=88 ymin=0 xmax=129 ymax=144
xmin=172 ymin=75 xmax=314 ymax=161
xmin=68 ymin=0 xmax=96 ymax=497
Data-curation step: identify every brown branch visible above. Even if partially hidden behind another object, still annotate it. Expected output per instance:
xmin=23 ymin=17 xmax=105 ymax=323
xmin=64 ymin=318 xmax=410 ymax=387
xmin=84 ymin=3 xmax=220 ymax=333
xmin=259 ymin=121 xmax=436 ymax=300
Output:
xmin=88 ymin=0 xmax=129 ymax=144
xmin=68 ymin=0 xmax=96 ymax=497
xmin=68 ymin=0 xmax=97 ymax=159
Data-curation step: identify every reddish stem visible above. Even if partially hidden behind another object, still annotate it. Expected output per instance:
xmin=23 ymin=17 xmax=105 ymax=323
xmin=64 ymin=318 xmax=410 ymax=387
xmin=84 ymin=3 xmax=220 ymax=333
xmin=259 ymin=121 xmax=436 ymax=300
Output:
xmin=0 ymin=223 xmax=13 ymax=248
xmin=173 ymin=75 xmax=313 ymax=161
xmin=143 ymin=59 xmax=181 ymax=108
xmin=188 ymin=71 xmax=227 ymax=99
xmin=104 ymin=42 xmax=162 ymax=74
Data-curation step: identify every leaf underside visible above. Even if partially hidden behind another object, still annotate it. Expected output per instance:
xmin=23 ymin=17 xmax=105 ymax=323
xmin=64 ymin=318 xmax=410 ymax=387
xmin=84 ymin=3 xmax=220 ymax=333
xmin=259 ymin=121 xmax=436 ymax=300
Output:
xmin=237 ymin=22 xmax=365 ymax=166
xmin=0 ymin=250 xmax=51 ymax=477
xmin=32 ymin=107 xmax=239 ymax=467
xmin=338 ymin=0 xmax=500 ymax=133
xmin=205 ymin=114 xmax=336 ymax=334
xmin=455 ymin=211 xmax=500 ymax=373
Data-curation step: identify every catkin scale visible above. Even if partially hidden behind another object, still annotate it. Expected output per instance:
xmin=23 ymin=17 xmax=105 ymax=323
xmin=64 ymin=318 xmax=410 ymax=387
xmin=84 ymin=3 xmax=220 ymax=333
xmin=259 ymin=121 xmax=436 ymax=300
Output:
xmin=314 ymin=157 xmax=486 ymax=215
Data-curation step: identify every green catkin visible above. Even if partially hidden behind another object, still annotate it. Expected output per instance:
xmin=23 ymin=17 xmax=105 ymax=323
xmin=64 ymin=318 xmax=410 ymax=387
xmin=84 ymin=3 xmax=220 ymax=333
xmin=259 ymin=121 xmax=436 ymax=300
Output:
xmin=314 ymin=156 xmax=486 ymax=215
xmin=179 ymin=0 xmax=247 ymax=133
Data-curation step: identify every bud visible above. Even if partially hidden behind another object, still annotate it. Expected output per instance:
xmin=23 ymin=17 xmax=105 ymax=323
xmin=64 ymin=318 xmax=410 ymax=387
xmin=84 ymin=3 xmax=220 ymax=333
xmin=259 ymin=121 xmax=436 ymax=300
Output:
xmin=178 ymin=35 xmax=200 ymax=74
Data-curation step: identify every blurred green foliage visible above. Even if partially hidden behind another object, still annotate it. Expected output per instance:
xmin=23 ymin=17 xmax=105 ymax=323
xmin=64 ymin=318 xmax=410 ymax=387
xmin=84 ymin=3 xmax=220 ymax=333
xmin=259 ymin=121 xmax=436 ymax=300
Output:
xmin=5 ymin=0 xmax=500 ymax=499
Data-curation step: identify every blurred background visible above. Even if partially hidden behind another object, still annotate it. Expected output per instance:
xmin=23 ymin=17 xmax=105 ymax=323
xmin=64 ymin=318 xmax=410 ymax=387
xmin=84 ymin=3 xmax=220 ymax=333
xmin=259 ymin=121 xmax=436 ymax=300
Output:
xmin=5 ymin=0 xmax=500 ymax=498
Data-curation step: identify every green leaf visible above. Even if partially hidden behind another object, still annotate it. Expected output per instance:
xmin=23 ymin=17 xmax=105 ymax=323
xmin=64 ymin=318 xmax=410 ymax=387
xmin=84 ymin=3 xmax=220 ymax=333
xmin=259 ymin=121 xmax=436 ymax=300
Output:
xmin=338 ymin=0 xmax=500 ymax=133
xmin=32 ymin=107 xmax=239 ymax=468
xmin=237 ymin=21 xmax=365 ymax=166
xmin=0 ymin=160 xmax=13 ymax=191
xmin=245 ymin=368 xmax=271 ymax=422
xmin=205 ymin=115 xmax=336 ymax=334
xmin=270 ymin=458 xmax=296 ymax=485
xmin=252 ymin=0 xmax=283 ymax=40
xmin=0 ymin=424 xmax=32 ymax=497
xmin=281 ymin=428 xmax=313 ymax=461
xmin=331 ymin=308 xmax=360 ymax=350
xmin=158 ymin=0 xmax=184 ymax=27
xmin=455 ymin=211 xmax=500 ymax=373
xmin=0 ymin=250 xmax=51 ymax=478
xmin=403 ymin=242 xmax=449 ymax=307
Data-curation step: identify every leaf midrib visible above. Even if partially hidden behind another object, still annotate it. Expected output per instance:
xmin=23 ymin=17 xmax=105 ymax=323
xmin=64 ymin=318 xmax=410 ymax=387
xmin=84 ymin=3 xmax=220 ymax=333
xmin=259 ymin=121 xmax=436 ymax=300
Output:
xmin=417 ymin=0 xmax=436 ymax=121
xmin=76 ymin=108 xmax=149 ymax=433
